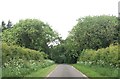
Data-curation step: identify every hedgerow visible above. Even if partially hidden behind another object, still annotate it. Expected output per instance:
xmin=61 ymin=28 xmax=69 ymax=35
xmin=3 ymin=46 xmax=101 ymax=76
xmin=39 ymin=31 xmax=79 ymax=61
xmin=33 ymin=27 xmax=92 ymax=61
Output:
xmin=2 ymin=43 xmax=47 ymax=64
xmin=2 ymin=43 xmax=54 ymax=77
xmin=79 ymin=44 xmax=119 ymax=68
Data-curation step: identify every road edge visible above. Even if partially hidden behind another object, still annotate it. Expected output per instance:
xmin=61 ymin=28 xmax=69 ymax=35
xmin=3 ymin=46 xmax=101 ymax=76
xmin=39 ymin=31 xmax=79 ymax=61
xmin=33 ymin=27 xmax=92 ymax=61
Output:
xmin=46 ymin=64 xmax=58 ymax=77
xmin=71 ymin=65 xmax=88 ymax=78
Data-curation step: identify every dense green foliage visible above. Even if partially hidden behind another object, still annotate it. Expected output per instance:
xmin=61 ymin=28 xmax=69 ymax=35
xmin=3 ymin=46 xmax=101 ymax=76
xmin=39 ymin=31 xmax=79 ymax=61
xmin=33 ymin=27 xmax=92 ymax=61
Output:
xmin=1 ymin=15 xmax=119 ymax=77
xmin=69 ymin=15 xmax=118 ymax=49
xmin=50 ymin=15 xmax=119 ymax=64
xmin=2 ymin=43 xmax=46 ymax=65
xmin=2 ymin=43 xmax=54 ymax=77
xmin=51 ymin=40 xmax=79 ymax=63
xmin=1 ymin=19 xmax=58 ymax=77
xmin=79 ymin=44 xmax=119 ymax=68
xmin=50 ymin=42 xmax=67 ymax=63
xmin=2 ymin=19 xmax=59 ymax=54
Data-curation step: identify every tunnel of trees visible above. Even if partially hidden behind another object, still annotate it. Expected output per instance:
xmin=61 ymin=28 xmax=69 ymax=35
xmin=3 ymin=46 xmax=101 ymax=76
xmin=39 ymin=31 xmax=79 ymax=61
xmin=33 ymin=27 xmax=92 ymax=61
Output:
xmin=49 ymin=15 xmax=119 ymax=64
xmin=1 ymin=15 xmax=119 ymax=64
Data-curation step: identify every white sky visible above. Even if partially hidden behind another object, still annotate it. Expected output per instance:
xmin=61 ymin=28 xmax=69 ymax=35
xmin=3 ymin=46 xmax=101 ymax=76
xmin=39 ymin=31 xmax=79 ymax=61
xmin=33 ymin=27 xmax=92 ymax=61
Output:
xmin=0 ymin=0 xmax=119 ymax=39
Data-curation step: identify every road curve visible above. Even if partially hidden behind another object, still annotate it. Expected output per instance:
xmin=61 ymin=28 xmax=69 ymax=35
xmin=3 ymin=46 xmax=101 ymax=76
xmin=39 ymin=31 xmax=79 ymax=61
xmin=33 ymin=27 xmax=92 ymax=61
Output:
xmin=47 ymin=64 xmax=88 ymax=79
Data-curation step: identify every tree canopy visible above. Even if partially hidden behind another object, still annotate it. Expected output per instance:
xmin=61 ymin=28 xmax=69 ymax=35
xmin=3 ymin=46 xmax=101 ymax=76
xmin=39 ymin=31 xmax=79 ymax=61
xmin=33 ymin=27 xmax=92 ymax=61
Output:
xmin=2 ymin=15 xmax=119 ymax=64
xmin=2 ymin=19 xmax=59 ymax=55
xmin=50 ymin=15 xmax=119 ymax=63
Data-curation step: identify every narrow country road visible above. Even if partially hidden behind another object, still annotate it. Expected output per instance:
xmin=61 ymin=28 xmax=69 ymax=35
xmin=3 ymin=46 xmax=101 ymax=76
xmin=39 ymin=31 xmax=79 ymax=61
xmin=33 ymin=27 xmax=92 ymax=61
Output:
xmin=47 ymin=64 xmax=88 ymax=79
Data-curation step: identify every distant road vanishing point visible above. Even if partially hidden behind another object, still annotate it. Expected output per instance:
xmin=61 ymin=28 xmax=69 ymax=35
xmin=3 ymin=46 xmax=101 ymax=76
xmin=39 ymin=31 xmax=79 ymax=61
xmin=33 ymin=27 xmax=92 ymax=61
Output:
xmin=46 ymin=64 xmax=89 ymax=79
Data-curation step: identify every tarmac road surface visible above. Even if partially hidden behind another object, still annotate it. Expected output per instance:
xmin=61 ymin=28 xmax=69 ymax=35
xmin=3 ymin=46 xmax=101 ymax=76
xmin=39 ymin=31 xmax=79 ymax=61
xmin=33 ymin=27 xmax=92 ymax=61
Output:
xmin=47 ymin=64 xmax=88 ymax=79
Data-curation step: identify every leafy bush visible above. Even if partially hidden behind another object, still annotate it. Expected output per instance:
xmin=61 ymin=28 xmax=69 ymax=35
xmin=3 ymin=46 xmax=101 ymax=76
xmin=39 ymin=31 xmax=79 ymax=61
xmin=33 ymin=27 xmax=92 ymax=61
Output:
xmin=2 ymin=43 xmax=47 ymax=65
xmin=79 ymin=44 xmax=119 ymax=68
xmin=2 ymin=43 xmax=54 ymax=77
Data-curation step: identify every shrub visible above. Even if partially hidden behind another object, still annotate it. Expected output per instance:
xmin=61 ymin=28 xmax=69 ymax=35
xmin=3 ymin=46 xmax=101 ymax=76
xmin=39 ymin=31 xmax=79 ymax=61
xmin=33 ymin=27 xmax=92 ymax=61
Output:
xmin=2 ymin=43 xmax=46 ymax=65
xmin=2 ymin=43 xmax=54 ymax=77
xmin=79 ymin=44 xmax=119 ymax=68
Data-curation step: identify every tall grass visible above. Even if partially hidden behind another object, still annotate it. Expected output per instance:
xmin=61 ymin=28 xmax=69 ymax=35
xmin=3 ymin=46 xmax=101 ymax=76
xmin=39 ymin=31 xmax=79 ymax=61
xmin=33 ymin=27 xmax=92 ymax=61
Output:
xmin=73 ymin=63 xmax=118 ymax=77
xmin=2 ymin=59 xmax=54 ymax=77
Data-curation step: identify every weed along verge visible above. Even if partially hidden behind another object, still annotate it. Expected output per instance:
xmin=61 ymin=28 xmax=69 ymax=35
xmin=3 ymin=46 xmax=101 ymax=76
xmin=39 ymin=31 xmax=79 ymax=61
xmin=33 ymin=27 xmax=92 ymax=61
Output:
xmin=26 ymin=64 xmax=57 ymax=77
xmin=2 ymin=43 xmax=55 ymax=77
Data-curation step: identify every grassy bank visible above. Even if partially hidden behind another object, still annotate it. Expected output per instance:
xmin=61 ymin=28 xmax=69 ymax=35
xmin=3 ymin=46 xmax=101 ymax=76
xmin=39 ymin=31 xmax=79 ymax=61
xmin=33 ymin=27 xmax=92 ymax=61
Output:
xmin=2 ymin=60 xmax=55 ymax=77
xmin=2 ymin=43 xmax=55 ymax=77
xmin=73 ymin=63 xmax=118 ymax=79
xmin=26 ymin=64 xmax=57 ymax=77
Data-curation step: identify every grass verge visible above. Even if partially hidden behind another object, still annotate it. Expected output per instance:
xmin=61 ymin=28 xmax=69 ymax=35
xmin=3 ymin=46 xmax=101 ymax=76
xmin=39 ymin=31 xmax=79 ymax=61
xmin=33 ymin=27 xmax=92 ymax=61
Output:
xmin=26 ymin=64 xmax=57 ymax=77
xmin=72 ymin=64 xmax=101 ymax=77
xmin=72 ymin=63 xmax=118 ymax=79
